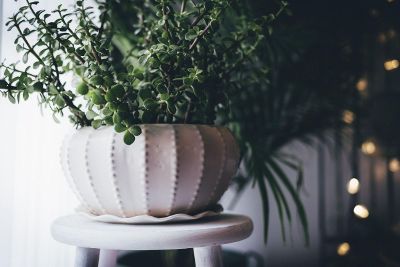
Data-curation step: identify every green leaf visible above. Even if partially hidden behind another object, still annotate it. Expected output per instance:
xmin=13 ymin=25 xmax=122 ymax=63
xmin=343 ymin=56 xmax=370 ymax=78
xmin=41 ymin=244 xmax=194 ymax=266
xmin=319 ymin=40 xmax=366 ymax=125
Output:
xmin=132 ymin=68 xmax=144 ymax=80
xmin=105 ymin=90 xmax=117 ymax=102
xmin=141 ymin=110 xmax=155 ymax=123
xmin=16 ymin=44 xmax=24 ymax=52
xmin=0 ymin=80 xmax=8 ymax=88
xmin=263 ymin=162 xmax=291 ymax=242
xmin=48 ymin=84 xmax=58 ymax=95
xmin=117 ymin=103 xmax=130 ymax=113
xmin=114 ymin=123 xmax=127 ymax=133
xmin=104 ymin=116 xmax=113 ymax=125
xmin=86 ymin=110 xmax=98 ymax=120
xmin=123 ymin=131 xmax=135 ymax=145
xmin=159 ymin=93 xmax=169 ymax=101
xmin=256 ymin=172 xmax=270 ymax=243
xmin=110 ymin=84 xmax=125 ymax=98
xmin=90 ymin=90 xmax=106 ymax=105
xmin=166 ymin=99 xmax=176 ymax=114
xmin=91 ymin=119 xmax=102 ymax=129
xmin=139 ymin=88 xmax=153 ymax=100
xmin=276 ymin=154 xmax=304 ymax=190
xmin=55 ymin=95 xmax=66 ymax=107
xmin=128 ymin=125 xmax=142 ymax=136
xmin=156 ymin=84 xmax=168 ymax=94
xmin=52 ymin=113 xmax=60 ymax=123
xmin=33 ymin=61 xmax=41 ymax=69
xmin=33 ymin=82 xmax=43 ymax=92
xmin=268 ymin=158 xmax=309 ymax=245
xmin=8 ymin=93 xmax=16 ymax=104
xmin=90 ymin=75 xmax=103 ymax=86
xmin=22 ymin=52 xmax=29 ymax=63
xmin=108 ymin=102 xmax=118 ymax=111
xmin=185 ymin=29 xmax=197 ymax=40
xmin=102 ymin=105 xmax=113 ymax=116
xmin=77 ymin=82 xmax=89 ymax=95
xmin=143 ymin=99 xmax=158 ymax=110
xmin=113 ymin=112 xmax=122 ymax=124
xmin=103 ymin=76 xmax=114 ymax=87
xmin=23 ymin=90 xmax=29 ymax=100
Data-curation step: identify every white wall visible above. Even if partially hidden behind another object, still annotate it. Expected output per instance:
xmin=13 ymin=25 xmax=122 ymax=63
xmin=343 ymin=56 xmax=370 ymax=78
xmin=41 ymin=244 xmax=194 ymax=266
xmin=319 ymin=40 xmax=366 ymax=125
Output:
xmin=0 ymin=1 xmax=77 ymax=266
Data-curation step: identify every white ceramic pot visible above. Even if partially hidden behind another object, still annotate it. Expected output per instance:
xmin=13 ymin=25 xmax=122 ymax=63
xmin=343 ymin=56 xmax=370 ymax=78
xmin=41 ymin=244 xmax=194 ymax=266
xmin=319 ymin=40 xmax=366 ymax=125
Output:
xmin=60 ymin=124 xmax=240 ymax=218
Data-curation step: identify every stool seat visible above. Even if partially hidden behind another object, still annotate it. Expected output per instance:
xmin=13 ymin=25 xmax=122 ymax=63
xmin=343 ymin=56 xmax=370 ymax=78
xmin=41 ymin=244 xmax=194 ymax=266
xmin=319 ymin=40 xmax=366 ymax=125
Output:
xmin=51 ymin=213 xmax=253 ymax=267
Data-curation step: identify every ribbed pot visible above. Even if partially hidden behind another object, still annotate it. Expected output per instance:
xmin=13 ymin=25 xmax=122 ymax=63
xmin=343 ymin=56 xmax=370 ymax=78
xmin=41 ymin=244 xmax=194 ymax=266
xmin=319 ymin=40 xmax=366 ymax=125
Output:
xmin=60 ymin=124 xmax=240 ymax=218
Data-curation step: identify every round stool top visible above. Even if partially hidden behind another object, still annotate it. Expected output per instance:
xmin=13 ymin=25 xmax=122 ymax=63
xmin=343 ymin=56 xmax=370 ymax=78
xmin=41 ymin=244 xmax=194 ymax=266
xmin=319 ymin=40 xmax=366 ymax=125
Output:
xmin=51 ymin=213 xmax=253 ymax=250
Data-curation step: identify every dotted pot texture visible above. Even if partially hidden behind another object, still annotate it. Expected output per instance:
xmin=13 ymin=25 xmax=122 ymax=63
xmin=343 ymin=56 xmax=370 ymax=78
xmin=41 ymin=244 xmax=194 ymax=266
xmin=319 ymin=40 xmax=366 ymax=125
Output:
xmin=60 ymin=124 xmax=240 ymax=218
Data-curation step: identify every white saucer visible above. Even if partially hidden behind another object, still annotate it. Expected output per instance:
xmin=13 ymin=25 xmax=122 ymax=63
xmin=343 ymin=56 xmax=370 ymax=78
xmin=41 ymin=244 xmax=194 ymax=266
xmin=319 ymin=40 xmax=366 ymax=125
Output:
xmin=76 ymin=205 xmax=223 ymax=224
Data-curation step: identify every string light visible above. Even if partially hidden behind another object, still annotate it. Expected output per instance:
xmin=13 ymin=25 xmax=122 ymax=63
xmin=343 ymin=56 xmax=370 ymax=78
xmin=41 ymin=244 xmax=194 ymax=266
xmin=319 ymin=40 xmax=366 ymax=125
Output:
xmin=384 ymin=59 xmax=399 ymax=71
xmin=389 ymin=158 xmax=400 ymax=172
xmin=387 ymin=0 xmax=395 ymax=3
xmin=347 ymin=178 xmax=360 ymax=194
xmin=378 ymin=33 xmax=387 ymax=44
xmin=353 ymin=205 xmax=369 ymax=219
xmin=337 ymin=242 xmax=351 ymax=256
xmin=342 ymin=110 xmax=355 ymax=124
xmin=361 ymin=140 xmax=376 ymax=155
xmin=356 ymin=78 xmax=368 ymax=92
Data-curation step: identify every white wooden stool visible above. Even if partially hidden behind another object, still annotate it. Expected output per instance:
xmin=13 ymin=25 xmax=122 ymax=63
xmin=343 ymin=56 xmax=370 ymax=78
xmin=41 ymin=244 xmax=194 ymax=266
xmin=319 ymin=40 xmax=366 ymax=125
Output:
xmin=51 ymin=213 xmax=253 ymax=267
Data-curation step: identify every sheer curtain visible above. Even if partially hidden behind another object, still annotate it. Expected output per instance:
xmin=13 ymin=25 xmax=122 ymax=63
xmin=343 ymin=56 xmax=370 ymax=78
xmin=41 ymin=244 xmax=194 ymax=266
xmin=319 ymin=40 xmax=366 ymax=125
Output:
xmin=0 ymin=0 xmax=77 ymax=266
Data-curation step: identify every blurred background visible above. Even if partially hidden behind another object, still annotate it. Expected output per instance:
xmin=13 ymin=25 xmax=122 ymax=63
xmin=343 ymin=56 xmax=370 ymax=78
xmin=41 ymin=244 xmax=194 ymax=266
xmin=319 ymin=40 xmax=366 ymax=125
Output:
xmin=2 ymin=0 xmax=400 ymax=266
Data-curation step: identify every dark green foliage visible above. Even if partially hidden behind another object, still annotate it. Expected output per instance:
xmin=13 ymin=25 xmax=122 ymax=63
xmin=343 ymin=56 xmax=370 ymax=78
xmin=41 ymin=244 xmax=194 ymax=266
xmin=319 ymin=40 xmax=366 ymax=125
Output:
xmin=0 ymin=0 xmax=287 ymax=139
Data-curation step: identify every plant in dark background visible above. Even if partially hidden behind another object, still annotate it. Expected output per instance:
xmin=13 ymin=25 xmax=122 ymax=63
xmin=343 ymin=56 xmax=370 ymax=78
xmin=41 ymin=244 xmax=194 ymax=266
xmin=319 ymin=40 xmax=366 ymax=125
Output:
xmin=0 ymin=0 xmax=361 ymax=248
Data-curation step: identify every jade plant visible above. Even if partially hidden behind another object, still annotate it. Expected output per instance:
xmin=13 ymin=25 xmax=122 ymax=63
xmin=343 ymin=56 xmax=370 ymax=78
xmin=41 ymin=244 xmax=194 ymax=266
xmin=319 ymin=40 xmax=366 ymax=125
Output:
xmin=0 ymin=0 xmax=322 ymax=243
xmin=0 ymin=0 xmax=286 ymax=144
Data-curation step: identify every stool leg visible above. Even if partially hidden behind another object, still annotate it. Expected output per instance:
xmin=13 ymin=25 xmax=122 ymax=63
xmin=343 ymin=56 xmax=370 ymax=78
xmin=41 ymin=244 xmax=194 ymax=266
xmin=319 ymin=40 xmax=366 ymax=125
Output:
xmin=194 ymin=246 xmax=223 ymax=267
xmin=98 ymin=249 xmax=118 ymax=267
xmin=75 ymin=247 xmax=99 ymax=267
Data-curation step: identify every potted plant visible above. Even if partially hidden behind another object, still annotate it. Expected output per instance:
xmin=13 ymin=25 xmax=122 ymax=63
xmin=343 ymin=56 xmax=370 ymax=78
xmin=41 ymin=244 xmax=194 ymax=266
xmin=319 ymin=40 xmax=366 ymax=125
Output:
xmin=1 ymin=0 xmax=345 ymax=242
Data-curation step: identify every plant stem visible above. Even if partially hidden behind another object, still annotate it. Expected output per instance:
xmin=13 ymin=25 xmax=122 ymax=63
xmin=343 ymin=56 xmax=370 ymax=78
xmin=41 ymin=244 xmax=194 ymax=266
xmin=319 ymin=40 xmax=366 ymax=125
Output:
xmin=184 ymin=102 xmax=192 ymax=123
xmin=191 ymin=12 xmax=205 ymax=27
xmin=162 ymin=5 xmax=174 ymax=43
xmin=0 ymin=64 xmax=35 ymax=77
xmin=26 ymin=1 xmax=85 ymax=64
xmin=180 ymin=0 xmax=188 ymax=14
xmin=189 ymin=20 xmax=213 ymax=51
xmin=97 ymin=11 xmax=107 ymax=39
xmin=13 ymin=16 xmax=45 ymax=66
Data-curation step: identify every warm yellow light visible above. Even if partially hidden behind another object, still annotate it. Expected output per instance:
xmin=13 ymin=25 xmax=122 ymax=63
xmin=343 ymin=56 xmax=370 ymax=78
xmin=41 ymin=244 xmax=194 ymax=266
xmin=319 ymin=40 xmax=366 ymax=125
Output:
xmin=356 ymin=78 xmax=368 ymax=92
xmin=353 ymin=204 xmax=369 ymax=219
xmin=388 ymin=0 xmax=395 ymax=3
xmin=361 ymin=141 xmax=376 ymax=155
xmin=389 ymin=158 xmax=400 ymax=172
xmin=342 ymin=110 xmax=355 ymax=124
xmin=337 ymin=242 xmax=351 ymax=256
xmin=347 ymin=178 xmax=360 ymax=194
xmin=378 ymin=33 xmax=387 ymax=44
xmin=384 ymin=59 xmax=399 ymax=71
